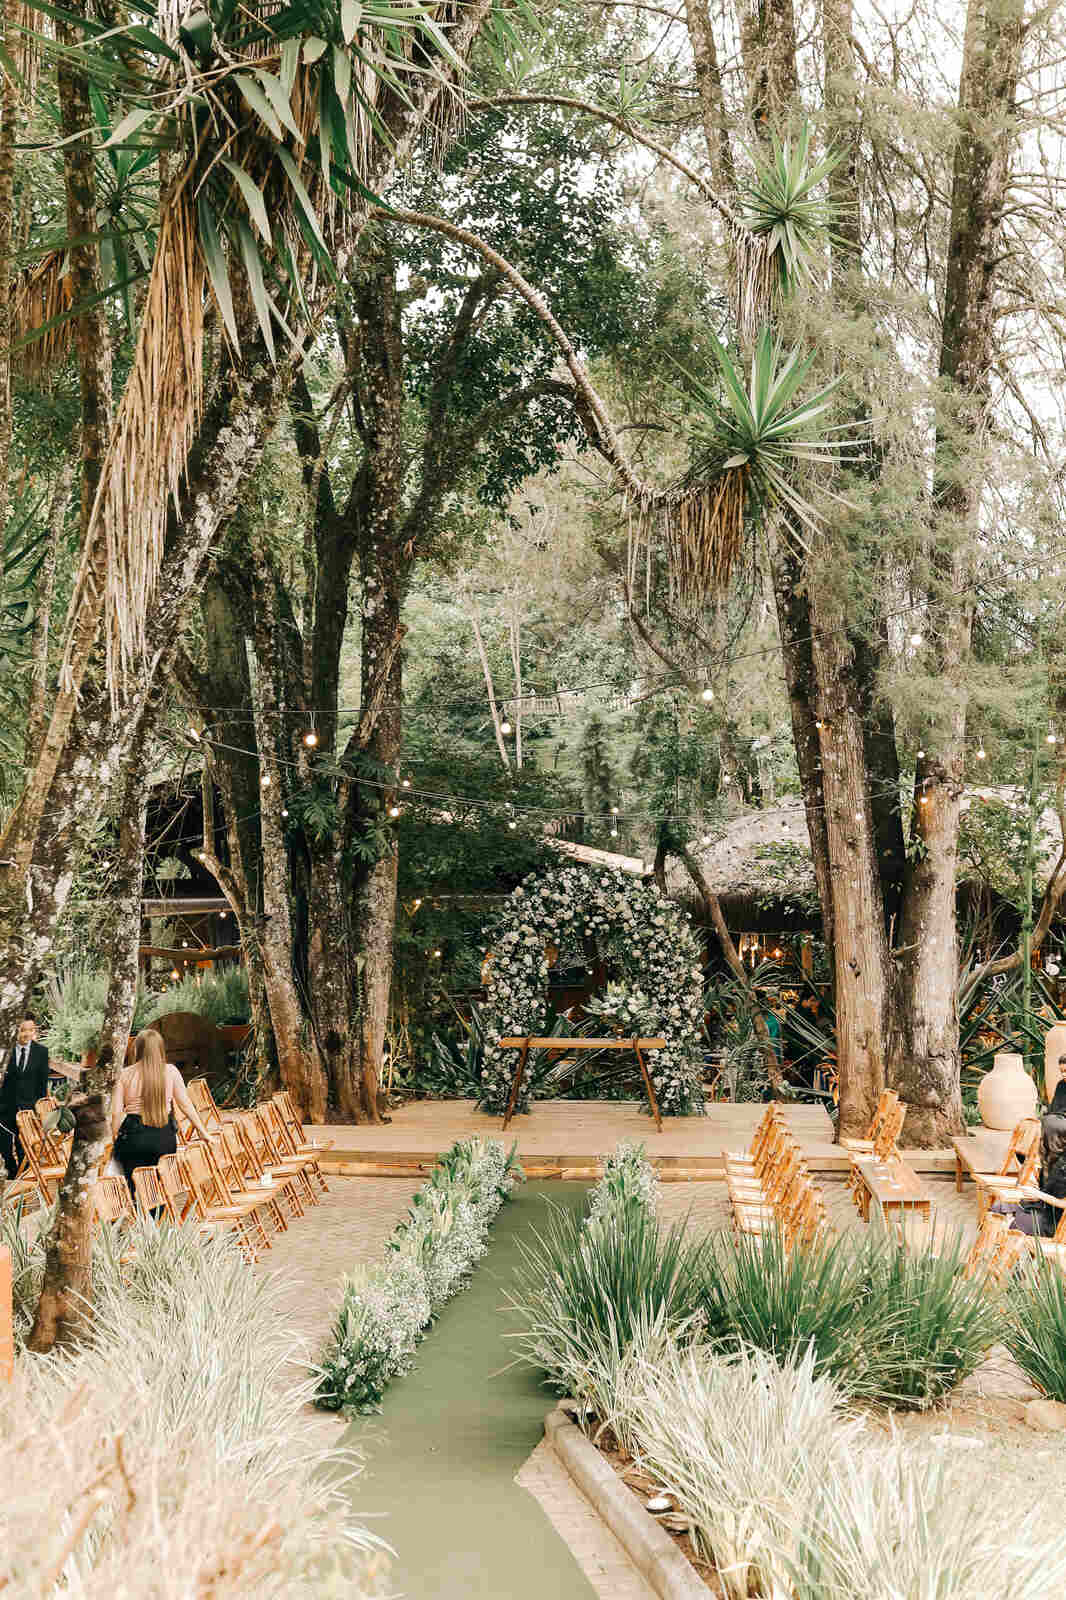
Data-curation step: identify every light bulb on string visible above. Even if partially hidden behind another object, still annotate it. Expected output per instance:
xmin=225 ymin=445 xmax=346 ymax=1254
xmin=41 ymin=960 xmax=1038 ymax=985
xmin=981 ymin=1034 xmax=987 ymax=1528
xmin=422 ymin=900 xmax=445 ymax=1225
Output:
xmin=402 ymin=777 xmax=411 ymax=789
xmin=281 ymin=808 xmax=289 ymax=818
xmin=1049 ymin=733 xmax=1058 ymax=745
xmin=700 ymin=834 xmax=712 ymax=845
xmin=700 ymin=687 xmax=714 ymax=703
xmin=976 ymin=748 xmax=986 ymax=761
xmin=260 ymin=773 xmax=271 ymax=788
xmin=389 ymin=804 xmax=401 ymax=818
xmin=611 ymin=805 xmax=619 ymax=816
xmin=500 ymin=719 xmax=512 ymax=735
xmin=909 ymin=632 xmax=922 ymax=647
xmin=303 ymin=729 xmax=318 ymax=749
xmin=917 ymin=749 xmax=925 ymax=760
xmin=186 ymin=725 xmax=201 ymax=743
xmin=507 ymin=819 xmax=517 ymax=831
xmin=610 ymin=829 xmax=618 ymax=839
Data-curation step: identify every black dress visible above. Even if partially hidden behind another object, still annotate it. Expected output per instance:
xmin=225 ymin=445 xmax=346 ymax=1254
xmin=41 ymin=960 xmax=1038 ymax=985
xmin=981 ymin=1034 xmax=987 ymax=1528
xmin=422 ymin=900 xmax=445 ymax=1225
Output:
xmin=113 ymin=1111 xmax=178 ymax=1193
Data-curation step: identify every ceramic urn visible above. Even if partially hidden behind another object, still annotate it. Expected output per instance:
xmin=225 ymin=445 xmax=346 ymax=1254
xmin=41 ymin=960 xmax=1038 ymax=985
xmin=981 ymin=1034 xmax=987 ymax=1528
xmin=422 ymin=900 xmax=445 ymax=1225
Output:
xmin=978 ymin=1052 xmax=1038 ymax=1131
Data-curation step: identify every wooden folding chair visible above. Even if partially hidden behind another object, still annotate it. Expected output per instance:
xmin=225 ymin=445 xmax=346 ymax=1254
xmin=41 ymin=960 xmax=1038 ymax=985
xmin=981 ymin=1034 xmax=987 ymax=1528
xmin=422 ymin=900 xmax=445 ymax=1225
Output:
xmin=840 ymin=1089 xmax=899 ymax=1154
xmin=976 ymin=1136 xmax=1041 ymax=1220
xmin=210 ymin=1131 xmax=287 ymax=1235
xmin=849 ymin=1099 xmax=905 ymax=1211
xmin=188 ymin=1078 xmax=230 ymax=1131
xmin=262 ymin=1099 xmax=327 ymax=1197
xmin=15 ymin=1109 xmax=68 ymax=1202
xmin=176 ymin=1145 xmax=268 ymax=1262
xmin=272 ymin=1091 xmax=331 ymax=1192
xmin=246 ymin=1107 xmax=317 ymax=1208
xmin=132 ymin=1164 xmax=175 ymax=1220
xmin=91 ymin=1175 xmax=136 ymax=1224
xmin=232 ymin=1115 xmax=305 ymax=1221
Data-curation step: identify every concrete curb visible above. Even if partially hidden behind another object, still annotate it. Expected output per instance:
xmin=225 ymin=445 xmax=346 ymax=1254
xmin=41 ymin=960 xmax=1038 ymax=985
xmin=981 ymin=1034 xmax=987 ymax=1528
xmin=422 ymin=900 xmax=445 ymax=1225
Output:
xmin=543 ymin=1405 xmax=707 ymax=1600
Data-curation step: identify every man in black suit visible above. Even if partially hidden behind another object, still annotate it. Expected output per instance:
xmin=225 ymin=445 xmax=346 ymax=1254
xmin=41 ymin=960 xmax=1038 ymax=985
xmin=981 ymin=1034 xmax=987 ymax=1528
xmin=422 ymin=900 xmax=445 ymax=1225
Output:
xmin=0 ymin=1014 xmax=50 ymax=1178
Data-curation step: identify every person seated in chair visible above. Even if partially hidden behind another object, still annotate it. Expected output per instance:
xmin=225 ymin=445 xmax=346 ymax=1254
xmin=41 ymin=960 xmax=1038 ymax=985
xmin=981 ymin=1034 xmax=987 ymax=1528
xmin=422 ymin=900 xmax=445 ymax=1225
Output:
xmin=994 ymin=1065 xmax=1066 ymax=1237
xmin=0 ymin=1014 xmax=50 ymax=1178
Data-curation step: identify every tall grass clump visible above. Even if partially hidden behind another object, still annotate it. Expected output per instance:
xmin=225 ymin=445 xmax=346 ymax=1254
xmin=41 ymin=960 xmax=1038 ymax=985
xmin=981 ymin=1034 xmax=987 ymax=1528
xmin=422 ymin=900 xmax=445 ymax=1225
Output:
xmin=508 ymin=1201 xmax=713 ymax=1403
xmin=617 ymin=1334 xmax=1066 ymax=1600
xmin=316 ymin=1138 xmax=521 ymax=1416
xmin=701 ymin=1224 xmax=1001 ymax=1408
xmin=0 ymin=1219 xmax=385 ymax=1597
xmin=1003 ymin=1256 xmax=1066 ymax=1402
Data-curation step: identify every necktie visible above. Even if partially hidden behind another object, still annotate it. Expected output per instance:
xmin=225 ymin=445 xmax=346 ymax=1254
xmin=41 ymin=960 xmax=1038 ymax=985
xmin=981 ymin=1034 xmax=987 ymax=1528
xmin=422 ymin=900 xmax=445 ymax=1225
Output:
xmin=18 ymin=1048 xmax=25 ymax=1072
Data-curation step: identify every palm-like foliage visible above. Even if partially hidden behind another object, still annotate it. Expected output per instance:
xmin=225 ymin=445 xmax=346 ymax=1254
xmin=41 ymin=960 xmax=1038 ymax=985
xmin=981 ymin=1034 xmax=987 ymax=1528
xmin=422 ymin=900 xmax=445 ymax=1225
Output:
xmin=22 ymin=0 xmax=478 ymax=687
xmin=652 ymin=328 xmax=858 ymax=610
xmin=730 ymin=120 xmax=843 ymax=343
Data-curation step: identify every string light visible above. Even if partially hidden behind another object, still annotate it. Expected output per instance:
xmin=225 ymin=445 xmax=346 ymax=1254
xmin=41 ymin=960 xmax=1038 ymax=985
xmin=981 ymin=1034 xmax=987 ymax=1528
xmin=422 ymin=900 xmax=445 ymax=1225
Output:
xmin=281 ymin=808 xmax=289 ymax=818
xmin=917 ymin=749 xmax=925 ymax=759
xmin=389 ymin=804 xmax=401 ymax=818
xmin=402 ymin=777 xmax=411 ymax=788
xmin=976 ymin=748 xmax=986 ymax=761
xmin=919 ymin=795 xmax=929 ymax=805
xmin=499 ymin=719 xmax=512 ymax=735
xmin=260 ymin=773 xmax=271 ymax=788
xmin=701 ymin=833 xmax=712 ymax=845
xmin=432 ymin=949 xmax=442 ymax=958
xmin=507 ymin=819 xmax=517 ymax=830
xmin=610 ymin=828 xmax=619 ymax=838
xmin=186 ymin=725 xmax=201 ymax=742
xmin=700 ymin=687 xmax=714 ymax=703
xmin=1048 ymin=733 xmax=1058 ymax=745
xmin=611 ymin=805 xmax=619 ymax=816
xmin=170 ymin=967 xmax=180 ymax=981
xmin=303 ymin=729 xmax=318 ymax=749
xmin=909 ymin=633 xmax=922 ymax=647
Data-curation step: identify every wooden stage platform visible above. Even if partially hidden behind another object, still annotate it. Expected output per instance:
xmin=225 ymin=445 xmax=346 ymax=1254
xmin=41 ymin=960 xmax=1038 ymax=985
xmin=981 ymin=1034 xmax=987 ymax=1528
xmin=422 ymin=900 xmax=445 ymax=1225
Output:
xmin=309 ymin=1099 xmax=956 ymax=1181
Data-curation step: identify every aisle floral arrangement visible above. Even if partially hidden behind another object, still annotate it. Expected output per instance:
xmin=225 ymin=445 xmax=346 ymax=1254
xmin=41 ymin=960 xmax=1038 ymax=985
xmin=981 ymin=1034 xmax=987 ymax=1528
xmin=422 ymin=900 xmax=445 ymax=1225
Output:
xmin=478 ymin=864 xmax=706 ymax=1117
xmin=315 ymin=1137 xmax=522 ymax=1416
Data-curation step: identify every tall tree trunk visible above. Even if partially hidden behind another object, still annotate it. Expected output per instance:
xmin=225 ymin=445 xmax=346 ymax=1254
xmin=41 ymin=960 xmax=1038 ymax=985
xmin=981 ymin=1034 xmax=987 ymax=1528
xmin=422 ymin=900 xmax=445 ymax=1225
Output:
xmin=27 ymin=714 xmax=149 ymax=1352
xmin=24 ymin=457 xmax=73 ymax=765
xmin=890 ymin=0 xmax=1025 ymax=1144
xmin=0 ymin=0 xmax=23 ymax=542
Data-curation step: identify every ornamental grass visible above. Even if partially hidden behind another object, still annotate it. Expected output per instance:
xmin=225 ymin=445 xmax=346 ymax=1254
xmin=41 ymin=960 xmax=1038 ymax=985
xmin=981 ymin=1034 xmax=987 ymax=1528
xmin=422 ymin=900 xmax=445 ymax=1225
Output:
xmin=0 ymin=1218 xmax=384 ymax=1597
xmin=507 ymin=1199 xmax=713 ymax=1402
xmin=701 ymin=1224 xmax=1000 ymax=1409
xmin=1003 ymin=1254 xmax=1066 ymax=1402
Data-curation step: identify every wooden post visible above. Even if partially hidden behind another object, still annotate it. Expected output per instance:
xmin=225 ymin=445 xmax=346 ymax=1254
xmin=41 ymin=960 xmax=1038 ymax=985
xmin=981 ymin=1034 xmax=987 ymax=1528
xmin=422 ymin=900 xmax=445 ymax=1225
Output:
xmin=632 ymin=1039 xmax=663 ymax=1131
xmin=502 ymin=1039 xmax=531 ymax=1131
xmin=0 ymin=1244 xmax=13 ymax=1380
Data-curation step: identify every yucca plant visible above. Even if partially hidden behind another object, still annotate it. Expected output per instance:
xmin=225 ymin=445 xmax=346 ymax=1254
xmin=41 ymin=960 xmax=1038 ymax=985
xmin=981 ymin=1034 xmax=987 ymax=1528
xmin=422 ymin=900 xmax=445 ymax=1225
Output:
xmin=736 ymin=123 xmax=846 ymax=321
xmin=653 ymin=328 xmax=859 ymax=611
xmin=507 ymin=1203 xmax=713 ymax=1398
xmin=1003 ymin=1257 xmax=1066 ymax=1402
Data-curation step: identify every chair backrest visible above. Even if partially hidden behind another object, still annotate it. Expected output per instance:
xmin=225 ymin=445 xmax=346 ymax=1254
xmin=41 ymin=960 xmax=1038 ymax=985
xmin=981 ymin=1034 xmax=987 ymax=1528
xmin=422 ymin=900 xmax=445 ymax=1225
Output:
xmin=249 ymin=1106 xmax=286 ymax=1166
xmin=261 ymin=1099 xmax=299 ymax=1158
xmin=157 ymin=1153 xmax=191 ymax=1222
xmin=92 ymin=1175 xmax=135 ymax=1223
xmin=34 ymin=1096 xmax=58 ymax=1119
xmin=132 ymin=1164 xmax=171 ymax=1218
xmin=188 ymin=1078 xmax=223 ymax=1130
xmin=272 ymin=1091 xmax=307 ymax=1146
xmin=867 ymin=1088 xmax=899 ymax=1141
xmin=965 ymin=1213 xmax=1009 ymax=1277
xmin=179 ymin=1142 xmax=229 ymax=1217
xmin=872 ymin=1099 xmax=906 ymax=1160
xmin=1001 ymin=1118 xmax=1041 ymax=1176
xmin=1017 ymin=1138 xmax=1042 ymax=1187
xmin=16 ymin=1109 xmax=66 ymax=1193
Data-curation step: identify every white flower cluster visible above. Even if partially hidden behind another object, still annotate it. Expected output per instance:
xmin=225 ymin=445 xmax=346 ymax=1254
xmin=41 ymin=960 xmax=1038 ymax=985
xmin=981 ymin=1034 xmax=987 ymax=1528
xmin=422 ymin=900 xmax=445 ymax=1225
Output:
xmin=478 ymin=864 xmax=705 ymax=1117
xmin=587 ymin=1140 xmax=661 ymax=1227
xmin=316 ymin=1138 xmax=521 ymax=1415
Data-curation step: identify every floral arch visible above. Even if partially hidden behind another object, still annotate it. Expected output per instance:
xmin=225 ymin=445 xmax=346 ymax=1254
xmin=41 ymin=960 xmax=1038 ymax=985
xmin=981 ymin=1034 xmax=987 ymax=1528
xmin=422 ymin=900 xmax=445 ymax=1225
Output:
xmin=478 ymin=863 xmax=706 ymax=1117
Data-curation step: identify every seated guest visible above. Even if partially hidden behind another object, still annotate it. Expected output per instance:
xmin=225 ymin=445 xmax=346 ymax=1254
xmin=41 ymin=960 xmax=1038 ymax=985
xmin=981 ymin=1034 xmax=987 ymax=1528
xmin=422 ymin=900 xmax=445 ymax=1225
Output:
xmin=0 ymin=1014 xmax=50 ymax=1178
xmin=111 ymin=1028 xmax=210 ymax=1193
xmin=995 ymin=1066 xmax=1066 ymax=1236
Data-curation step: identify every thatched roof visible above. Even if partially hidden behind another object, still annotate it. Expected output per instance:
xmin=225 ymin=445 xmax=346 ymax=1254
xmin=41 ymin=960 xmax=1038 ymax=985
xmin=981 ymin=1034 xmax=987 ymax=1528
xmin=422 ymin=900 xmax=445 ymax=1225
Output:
xmin=667 ymin=786 xmax=1066 ymax=932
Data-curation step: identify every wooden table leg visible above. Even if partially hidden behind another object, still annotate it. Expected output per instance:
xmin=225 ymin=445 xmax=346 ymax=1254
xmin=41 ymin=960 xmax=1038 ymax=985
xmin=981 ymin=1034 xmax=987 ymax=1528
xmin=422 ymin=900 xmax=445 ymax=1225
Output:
xmin=955 ymin=1152 xmax=963 ymax=1193
xmin=633 ymin=1040 xmax=662 ymax=1132
xmin=502 ymin=1039 xmax=530 ymax=1131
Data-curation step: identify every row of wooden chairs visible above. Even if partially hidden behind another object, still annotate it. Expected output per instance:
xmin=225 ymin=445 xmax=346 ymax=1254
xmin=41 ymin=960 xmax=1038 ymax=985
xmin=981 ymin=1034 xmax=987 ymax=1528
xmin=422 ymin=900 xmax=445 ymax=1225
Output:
xmin=973 ymin=1119 xmax=1042 ymax=1219
xmin=725 ymin=1103 xmax=827 ymax=1248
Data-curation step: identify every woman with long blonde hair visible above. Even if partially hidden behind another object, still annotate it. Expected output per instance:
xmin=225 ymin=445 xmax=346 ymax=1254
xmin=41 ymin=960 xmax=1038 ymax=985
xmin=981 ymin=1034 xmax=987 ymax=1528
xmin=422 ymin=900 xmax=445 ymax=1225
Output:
xmin=111 ymin=1027 xmax=210 ymax=1192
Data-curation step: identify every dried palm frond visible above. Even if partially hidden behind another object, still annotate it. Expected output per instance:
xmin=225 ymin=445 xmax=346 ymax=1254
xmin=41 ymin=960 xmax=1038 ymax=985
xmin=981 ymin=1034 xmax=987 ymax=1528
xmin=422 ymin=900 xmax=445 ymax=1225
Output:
xmin=11 ymin=250 xmax=75 ymax=377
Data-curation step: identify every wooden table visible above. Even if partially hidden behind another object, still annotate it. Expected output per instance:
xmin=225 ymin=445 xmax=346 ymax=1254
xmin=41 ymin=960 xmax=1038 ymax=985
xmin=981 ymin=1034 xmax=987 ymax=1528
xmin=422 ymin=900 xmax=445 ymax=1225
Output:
xmin=498 ymin=1037 xmax=666 ymax=1132
xmin=854 ymin=1157 xmax=933 ymax=1224
xmin=951 ymin=1129 xmax=1011 ymax=1192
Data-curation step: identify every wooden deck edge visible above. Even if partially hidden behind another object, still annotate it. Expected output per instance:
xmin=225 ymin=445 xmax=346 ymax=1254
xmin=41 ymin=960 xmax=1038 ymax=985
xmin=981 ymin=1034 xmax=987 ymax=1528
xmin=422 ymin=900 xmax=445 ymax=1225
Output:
xmin=320 ymin=1149 xmax=957 ymax=1180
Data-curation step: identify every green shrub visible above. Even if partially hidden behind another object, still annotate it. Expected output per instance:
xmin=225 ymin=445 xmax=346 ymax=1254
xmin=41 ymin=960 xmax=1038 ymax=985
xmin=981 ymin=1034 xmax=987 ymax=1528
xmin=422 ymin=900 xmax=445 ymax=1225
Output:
xmin=144 ymin=962 xmax=250 ymax=1026
xmin=1004 ymin=1257 xmax=1066 ymax=1402
xmin=701 ymin=1225 xmax=1001 ymax=1408
xmin=43 ymin=960 xmax=152 ymax=1060
xmin=508 ymin=1202 xmax=713 ymax=1397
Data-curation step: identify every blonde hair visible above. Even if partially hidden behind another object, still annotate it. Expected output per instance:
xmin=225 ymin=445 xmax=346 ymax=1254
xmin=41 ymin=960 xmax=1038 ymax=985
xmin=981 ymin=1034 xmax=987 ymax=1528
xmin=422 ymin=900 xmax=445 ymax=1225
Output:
xmin=133 ymin=1029 xmax=169 ymax=1127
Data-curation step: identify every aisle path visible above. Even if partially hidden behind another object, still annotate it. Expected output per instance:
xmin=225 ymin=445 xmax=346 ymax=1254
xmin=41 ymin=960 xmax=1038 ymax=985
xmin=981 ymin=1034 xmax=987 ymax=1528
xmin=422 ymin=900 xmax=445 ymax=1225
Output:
xmin=344 ymin=1182 xmax=601 ymax=1599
